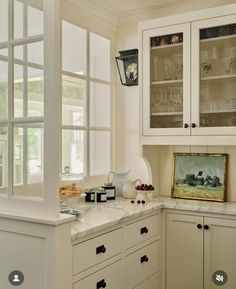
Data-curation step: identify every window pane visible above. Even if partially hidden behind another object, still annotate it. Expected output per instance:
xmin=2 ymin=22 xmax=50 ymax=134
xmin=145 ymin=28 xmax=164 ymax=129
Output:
xmin=90 ymin=82 xmax=110 ymax=127
xmin=62 ymin=130 xmax=85 ymax=175
xmin=89 ymin=131 xmax=110 ymax=175
xmin=28 ymin=41 xmax=43 ymax=65
xmin=14 ymin=64 xmax=24 ymax=117
xmin=90 ymin=33 xmax=110 ymax=81
xmin=62 ymin=75 xmax=86 ymax=126
xmin=28 ymin=67 xmax=43 ymax=117
xmin=0 ymin=0 xmax=8 ymax=42
xmin=62 ymin=21 xmax=87 ymax=75
xmin=13 ymin=127 xmax=23 ymax=187
xmin=0 ymin=127 xmax=7 ymax=194
xmin=27 ymin=127 xmax=43 ymax=186
xmin=14 ymin=45 xmax=23 ymax=61
xmin=0 ymin=49 xmax=8 ymax=118
xmin=27 ymin=5 xmax=43 ymax=36
xmin=14 ymin=0 xmax=23 ymax=39
xmin=13 ymin=125 xmax=43 ymax=197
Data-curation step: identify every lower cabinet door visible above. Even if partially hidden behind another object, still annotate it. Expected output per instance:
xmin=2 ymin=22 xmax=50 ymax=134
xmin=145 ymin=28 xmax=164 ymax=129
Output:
xmin=134 ymin=273 xmax=158 ymax=289
xmin=166 ymin=213 xmax=203 ymax=289
xmin=204 ymin=217 xmax=236 ymax=289
xmin=73 ymin=260 xmax=124 ymax=289
xmin=125 ymin=241 xmax=158 ymax=289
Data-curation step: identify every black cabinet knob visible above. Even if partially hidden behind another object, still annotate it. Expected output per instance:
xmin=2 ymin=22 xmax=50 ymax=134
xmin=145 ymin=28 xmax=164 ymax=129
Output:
xmin=97 ymin=279 xmax=106 ymax=289
xmin=184 ymin=123 xmax=189 ymax=128
xmin=197 ymin=224 xmax=202 ymax=229
xmin=140 ymin=226 xmax=149 ymax=234
xmin=96 ymin=245 xmax=106 ymax=255
xmin=140 ymin=255 xmax=149 ymax=263
xmin=204 ymin=224 xmax=209 ymax=230
xmin=191 ymin=123 xmax=196 ymax=128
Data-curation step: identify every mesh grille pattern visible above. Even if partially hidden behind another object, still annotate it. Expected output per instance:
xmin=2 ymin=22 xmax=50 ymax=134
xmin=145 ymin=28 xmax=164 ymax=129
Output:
xmin=150 ymin=33 xmax=184 ymax=128
xmin=200 ymin=23 xmax=236 ymax=40
xmin=199 ymin=23 xmax=236 ymax=127
xmin=151 ymin=114 xmax=183 ymax=128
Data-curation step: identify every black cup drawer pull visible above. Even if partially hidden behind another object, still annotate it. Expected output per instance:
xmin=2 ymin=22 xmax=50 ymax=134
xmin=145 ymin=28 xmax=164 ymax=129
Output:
xmin=97 ymin=279 xmax=106 ymax=289
xmin=140 ymin=255 xmax=149 ymax=263
xmin=140 ymin=226 xmax=149 ymax=234
xmin=96 ymin=245 xmax=106 ymax=255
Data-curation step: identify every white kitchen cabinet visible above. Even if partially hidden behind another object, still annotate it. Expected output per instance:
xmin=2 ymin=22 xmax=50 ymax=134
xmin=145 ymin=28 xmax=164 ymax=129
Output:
xmin=140 ymin=6 xmax=236 ymax=140
xmin=125 ymin=241 xmax=159 ymax=289
xmin=72 ymin=212 xmax=160 ymax=289
xmin=73 ymin=228 xmax=122 ymax=274
xmin=134 ymin=273 xmax=158 ymax=289
xmin=73 ymin=260 xmax=124 ymax=289
xmin=165 ymin=212 xmax=236 ymax=289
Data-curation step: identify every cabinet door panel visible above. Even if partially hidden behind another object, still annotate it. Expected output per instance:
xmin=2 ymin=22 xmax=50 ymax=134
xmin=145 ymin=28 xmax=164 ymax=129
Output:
xmin=125 ymin=241 xmax=158 ymax=289
xmin=204 ymin=217 xmax=236 ymax=289
xmin=134 ymin=273 xmax=158 ymax=289
xmin=73 ymin=260 xmax=124 ymax=289
xmin=142 ymin=23 xmax=191 ymax=136
xmin=166 ymin=213 xmax=203 ymax=289
xmin=191 ymin=14 xmax=236 ymax=136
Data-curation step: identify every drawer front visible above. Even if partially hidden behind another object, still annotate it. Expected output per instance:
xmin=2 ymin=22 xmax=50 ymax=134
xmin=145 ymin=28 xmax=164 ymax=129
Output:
xmin=125 ymin=241 xmax=158 ymax=289
xmin=124 ymin=214 xmax=159 ymax=249
xmin=73 ymin=229 xmax=122 ymax=274
xmin=73 ymin=260 xmax=124 ymax=289
xmin=134 ymin=273 xmax=158 ymax=289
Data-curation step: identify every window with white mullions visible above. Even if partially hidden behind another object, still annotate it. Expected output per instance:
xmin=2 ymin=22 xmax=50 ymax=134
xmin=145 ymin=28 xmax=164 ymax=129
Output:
xmin=62 ymin=21 xmax=111 ymax=177
xmin=0 ymin=0 xmax=44 ymax=198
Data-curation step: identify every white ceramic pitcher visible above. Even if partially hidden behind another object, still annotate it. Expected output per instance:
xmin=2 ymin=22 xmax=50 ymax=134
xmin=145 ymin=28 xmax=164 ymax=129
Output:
xmin=108 ymin=170 xmax=131 ymax=196
xmin=122 ymin=179 xmax=141 ymax=199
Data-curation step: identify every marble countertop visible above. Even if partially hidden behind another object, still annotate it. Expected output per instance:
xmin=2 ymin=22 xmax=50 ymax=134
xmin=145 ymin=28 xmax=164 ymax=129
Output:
xmin=70 ymin=196 xmax=236 ymax=241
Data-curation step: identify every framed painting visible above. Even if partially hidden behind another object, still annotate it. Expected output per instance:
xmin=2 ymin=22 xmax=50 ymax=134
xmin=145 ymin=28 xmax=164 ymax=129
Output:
xmin=171 ymin=153 xmax=228 ymax=202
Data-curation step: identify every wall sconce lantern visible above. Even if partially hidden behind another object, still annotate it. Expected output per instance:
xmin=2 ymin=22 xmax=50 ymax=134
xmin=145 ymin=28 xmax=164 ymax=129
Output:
xmin=115 ymin=49 xmax=138 ymax=86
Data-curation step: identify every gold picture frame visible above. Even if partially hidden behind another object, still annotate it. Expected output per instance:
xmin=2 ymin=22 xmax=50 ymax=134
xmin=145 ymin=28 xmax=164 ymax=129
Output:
xmin=171 ymin=153 xmax=228 ymax=202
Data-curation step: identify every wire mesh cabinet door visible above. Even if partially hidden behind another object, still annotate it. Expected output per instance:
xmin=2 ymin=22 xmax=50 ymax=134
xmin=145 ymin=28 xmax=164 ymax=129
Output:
xmin=192 ymin=14 xmax=236 ymax=136
xmin=142 ymin=23 xmax=191 ymax=136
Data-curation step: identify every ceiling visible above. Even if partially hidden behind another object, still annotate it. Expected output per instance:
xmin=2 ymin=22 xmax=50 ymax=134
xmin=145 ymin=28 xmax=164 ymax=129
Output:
xmin=94 ymin=0 xmax=174 ymax=13
xmin=88 ymin=0 xmax=178 ymax=14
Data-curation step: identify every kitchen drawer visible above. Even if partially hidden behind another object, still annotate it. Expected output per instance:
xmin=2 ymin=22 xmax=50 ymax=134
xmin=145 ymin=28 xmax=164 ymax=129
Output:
xmin=134 ymin=273 xmax=158 ymax=289
xmin=125 ymin=241 xmax=158 ymax=289
xmin=73 ymin=228 xmax=122 ymax=274
xmin=124 ymin=214 xmax=159 ymax=249
xmin=73 ymin=260 xmax=124 ymax=289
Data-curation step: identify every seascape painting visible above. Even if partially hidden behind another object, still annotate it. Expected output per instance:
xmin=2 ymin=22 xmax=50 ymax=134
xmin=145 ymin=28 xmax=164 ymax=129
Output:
xmin=171 ymin=153 xmax=228 ymax=202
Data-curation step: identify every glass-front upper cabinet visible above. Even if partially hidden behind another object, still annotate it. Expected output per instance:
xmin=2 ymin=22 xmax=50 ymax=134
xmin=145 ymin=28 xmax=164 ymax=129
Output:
xmin=192 ymin=15 xmax=236 ymax=135
xmin=142 ymin=23 xmax=190 ymax=136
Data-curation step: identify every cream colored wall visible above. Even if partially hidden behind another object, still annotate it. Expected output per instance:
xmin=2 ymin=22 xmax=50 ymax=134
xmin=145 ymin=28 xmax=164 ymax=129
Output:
xmin=116 ymin=0 xmax=236 ymax=191
xmin=116 ymin=26 xmax=149 ymax=182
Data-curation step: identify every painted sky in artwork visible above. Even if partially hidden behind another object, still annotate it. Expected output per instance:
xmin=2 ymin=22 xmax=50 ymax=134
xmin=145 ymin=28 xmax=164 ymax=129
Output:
xmin=175 ymin=155 xmax=225 ymax=180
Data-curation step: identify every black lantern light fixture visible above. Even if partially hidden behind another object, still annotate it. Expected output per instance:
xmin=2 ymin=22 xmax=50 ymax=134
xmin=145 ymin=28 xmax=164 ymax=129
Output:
xmin=115 ymin=49 xmax=138 ymax=86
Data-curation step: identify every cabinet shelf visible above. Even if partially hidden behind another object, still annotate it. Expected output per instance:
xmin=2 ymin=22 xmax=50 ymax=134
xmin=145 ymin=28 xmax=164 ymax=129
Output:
xmin=151 ymin=44 xmax=183 ymax=57
xmin=200 ymin=34 xmax=236 ymax=46
xmin=151 ymin=43 xmax=183 ymax=50
xmin=152 ymin=79 xmax=183 ymax=85
xmin=201 ymin=110 xmax=236 ymax=114
xmin=201 ymin=74 xmax=236 ymax=81
xmin=151 ymin=112 xmax=183 ymax=116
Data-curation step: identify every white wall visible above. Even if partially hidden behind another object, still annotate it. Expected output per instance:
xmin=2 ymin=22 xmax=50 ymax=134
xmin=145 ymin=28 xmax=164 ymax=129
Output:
xmin=116 ymin=0 xmax=236 ymax=184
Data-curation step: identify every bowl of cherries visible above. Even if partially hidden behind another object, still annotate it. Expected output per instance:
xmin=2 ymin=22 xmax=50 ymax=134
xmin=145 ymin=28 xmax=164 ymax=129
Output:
xmin=135 ymin=183 xmax=155 ymax=202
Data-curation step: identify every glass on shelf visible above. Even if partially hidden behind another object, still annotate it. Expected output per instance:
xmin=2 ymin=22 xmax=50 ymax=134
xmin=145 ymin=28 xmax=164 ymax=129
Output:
xmin=151 ymin=33 xmax=183 ymax=48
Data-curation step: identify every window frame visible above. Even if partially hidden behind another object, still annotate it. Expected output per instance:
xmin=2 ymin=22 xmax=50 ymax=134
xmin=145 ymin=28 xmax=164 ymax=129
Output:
xmin=61 ymin=20 xmax=112 ymax=177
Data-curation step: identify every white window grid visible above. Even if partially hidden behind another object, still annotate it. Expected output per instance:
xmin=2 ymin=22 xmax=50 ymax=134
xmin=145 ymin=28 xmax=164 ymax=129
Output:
xmin=0 ymin=0 xmax=43 ymax=195
xmin=61 ymin=22 xmax=112 ymax=177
